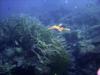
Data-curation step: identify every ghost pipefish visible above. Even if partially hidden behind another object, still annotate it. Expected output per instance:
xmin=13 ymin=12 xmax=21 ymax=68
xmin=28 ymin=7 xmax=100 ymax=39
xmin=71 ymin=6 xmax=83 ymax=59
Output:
xmin=48 ymin=23 xmax=71 ymax=32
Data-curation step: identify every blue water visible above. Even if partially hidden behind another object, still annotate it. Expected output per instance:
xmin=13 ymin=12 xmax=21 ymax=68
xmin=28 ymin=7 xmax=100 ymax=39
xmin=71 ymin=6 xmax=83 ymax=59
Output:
xmin=0 ymin=0 xmax=100 ymax=75
xmin=0 ymin=0 xmax=100 ymax=25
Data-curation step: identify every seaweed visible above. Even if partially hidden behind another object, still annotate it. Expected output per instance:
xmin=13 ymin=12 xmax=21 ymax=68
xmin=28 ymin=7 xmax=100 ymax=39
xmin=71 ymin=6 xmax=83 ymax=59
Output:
xmin=0 ymin=15 xmax=69 ymax=75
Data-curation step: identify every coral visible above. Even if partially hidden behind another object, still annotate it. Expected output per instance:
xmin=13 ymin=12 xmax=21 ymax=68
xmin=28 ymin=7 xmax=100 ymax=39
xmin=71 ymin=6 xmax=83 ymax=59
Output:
xmin=63 ymin=28 xmax=100 ymax=75
xmin=0 ymin=16 xmax=68 ymax=75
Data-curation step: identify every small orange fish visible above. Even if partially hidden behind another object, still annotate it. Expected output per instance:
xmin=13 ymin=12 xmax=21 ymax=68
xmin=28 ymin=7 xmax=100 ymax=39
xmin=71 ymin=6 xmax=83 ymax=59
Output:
xmin=48 ymin=24 xmax=70 ymax=32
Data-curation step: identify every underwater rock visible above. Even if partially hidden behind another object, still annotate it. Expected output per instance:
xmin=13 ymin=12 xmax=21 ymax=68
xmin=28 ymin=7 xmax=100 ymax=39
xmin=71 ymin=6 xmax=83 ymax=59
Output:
xmin=63 ymin=27 xmax=100 ymax=75
xmin=75 ymin=52 xmax=100 ymax=75
xmin=86 ymin=25 xmax=100 ymax=44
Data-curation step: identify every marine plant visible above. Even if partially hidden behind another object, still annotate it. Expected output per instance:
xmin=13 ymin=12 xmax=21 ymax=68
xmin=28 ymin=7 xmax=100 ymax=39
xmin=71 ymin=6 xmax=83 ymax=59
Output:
xmin=0 ymin=15 xmax=69 ymax=75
